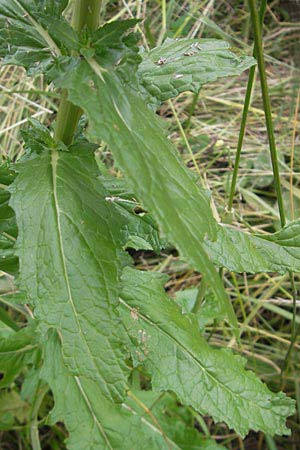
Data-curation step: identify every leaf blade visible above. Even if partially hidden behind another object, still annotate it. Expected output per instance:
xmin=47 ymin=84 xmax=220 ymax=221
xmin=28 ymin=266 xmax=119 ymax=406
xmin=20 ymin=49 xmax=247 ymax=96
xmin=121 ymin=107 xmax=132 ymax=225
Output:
xmin=138 ymin=38 xmax=256 ymax=103
xmin=204 ymin=222 xmax=300 ymax=273
xmin=9 ymin=142 xmax=129 ymax=402
xmin=41 ymin=331 xmax=183 ymax=450
xmin=55 ymin=58 xmax=238 ymax=332
xmin=120 ymin=267 xmax=295 ymax=438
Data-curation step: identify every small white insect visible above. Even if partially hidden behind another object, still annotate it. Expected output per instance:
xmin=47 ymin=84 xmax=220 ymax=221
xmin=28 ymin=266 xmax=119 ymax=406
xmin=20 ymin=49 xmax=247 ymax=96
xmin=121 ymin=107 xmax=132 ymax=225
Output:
xmin=157 ymin=57 xmax=167 ymax=65
xmin=184 ymin=50 xmax=197 ymax=57
xmin=174 ymin=74 xmax=184 ymax=79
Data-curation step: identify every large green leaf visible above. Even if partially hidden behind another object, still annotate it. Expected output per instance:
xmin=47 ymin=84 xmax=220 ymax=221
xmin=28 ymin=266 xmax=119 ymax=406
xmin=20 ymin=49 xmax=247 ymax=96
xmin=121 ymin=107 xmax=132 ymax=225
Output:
xmin=127 ymin=390 xmax=227 ymax=450
xmin=54 ymin=58 xmax=238 ymax=333
xmin=9 ymin=142 xmax=130 ymax=402
xmin=101 ymin=174 xmax=167 ymax=253
xmin=138 ymin=38 xmax=256 ymax=104
xmin=0 ymin=0 xmax=75 ymax=71
xmin=120 ymin=267 xmax=295 ymax=438
xmin=0 ymin=166 xmax=18 ymax=275
xmin=0 ymin=323 xmax=38 ymax=387
xmin=204 ymin=222 xmax=300 ymax=274
xmin=0 ymin=390 xmax=30 ymax=430
xmin=41 ymin=331 xmax=184 ymax=450
xmin=175 ymin=287 xmax=222 ymax=331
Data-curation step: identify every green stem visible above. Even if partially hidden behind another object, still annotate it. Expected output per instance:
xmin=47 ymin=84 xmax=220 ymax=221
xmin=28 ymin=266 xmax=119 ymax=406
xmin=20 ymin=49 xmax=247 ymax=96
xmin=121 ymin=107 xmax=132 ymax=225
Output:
xmin=54 ymin=0 xmax=102 ymax=145
xmin=192 ymin=278 xmax=207 ymax=314
xmin=247 ymin=0 xmax=298 ymax=380
xmin=71 ymin=0 xmax=102 ymax=31
xmin=227 ymin=0 xmax=267 ymax=212
xmin=281 ymin=273 xmax=298 ymax=379
xmin=247 ymin=0 xmax=286 ymax=227
xmin=54 ymin=91 xmax=83 ymax=146
xmin=29 ymin=383 xmax=49 ymax=450
xmin=185 ymin=89 xmax=201 ymax=131
xmin=265 ymin=434 xmax=278 ymax=450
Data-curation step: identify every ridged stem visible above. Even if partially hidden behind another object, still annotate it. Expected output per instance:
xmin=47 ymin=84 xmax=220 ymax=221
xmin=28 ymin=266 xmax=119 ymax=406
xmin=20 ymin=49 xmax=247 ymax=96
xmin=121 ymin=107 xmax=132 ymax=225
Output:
xmin=54 ymin=0 xmax=102 ymax=145
xmin=247 ymin=0 xmax=299 ymax=381
xmin=247 ymin=0 xmax=286 ymax=226
xmin=227 ymin=0 xmax=267 ymax=212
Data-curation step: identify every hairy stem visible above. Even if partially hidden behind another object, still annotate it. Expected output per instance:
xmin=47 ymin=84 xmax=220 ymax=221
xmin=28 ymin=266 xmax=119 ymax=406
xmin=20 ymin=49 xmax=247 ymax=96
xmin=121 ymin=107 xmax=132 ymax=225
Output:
xmin=247 ymin=0 xmax=286 ymax=226
xmin=228 ymin=0 xmax=267 ymax=212
xmin=54 ymin=0 xmax=102 ymax=145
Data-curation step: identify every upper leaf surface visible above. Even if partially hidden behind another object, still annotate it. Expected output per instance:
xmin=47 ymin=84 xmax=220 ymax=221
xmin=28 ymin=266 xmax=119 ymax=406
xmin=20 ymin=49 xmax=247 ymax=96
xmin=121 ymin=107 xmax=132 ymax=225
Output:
xmin=0 ymin=323 xmax=38 ymax=388
xmin=54 ymin=58 xmax=238 ymax=332
xmin=0 ymin=0 xmax=76 ymax=70
xmin=0 ymin=165 xmax=18 ymax=275
xmin=41 ymin=331 xmax=183 ymax=450
xmin=120 ymin=267 xmax=295 ymax=438
xmin=128 ymin=390 xmax=227 ymax=450
xmin=101 ymin=174 xmax=167 ymax=253
xmin=0 ymin=390 xmax=30 ymax=430
xmin=204 ymin=222 xmax=300 ymax=274
xmin=138 ymin=38 xmax=256 ymax=103
xmin=9 ymin=141 xmax=130 ymax=402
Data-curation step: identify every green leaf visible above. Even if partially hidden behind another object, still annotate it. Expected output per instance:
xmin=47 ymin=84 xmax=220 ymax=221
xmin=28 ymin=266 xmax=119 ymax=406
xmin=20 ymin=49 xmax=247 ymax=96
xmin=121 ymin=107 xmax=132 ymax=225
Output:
xmin=259 ymin=219 xmax=300 ymax=247
xmin=120 ymin=267 xmax=295 ymax=438
xmin=0 ymin=0 xmax=76 ymax=71
xmin=9 ymin=141 xmax=130 ymax=402
xmin=0 ymin=323 xmax=38 ymax=388
xmin=41 ymin=331 xmax=185 ymax=450
xmin=101 ymin=174 xmax=167 ymax=253
xmin=0 ymin=390 xmax=30 ymax=430
xmin=138 ymin=38 xmax=256 ymax=104
xmin=90 ymin=19 xmax=141 ymax=84
xmin=175 ymin=287 xmax=222 ymax=330
xmin=204 ymin=222 xmax=300 ymax=274
xmin=92 ymin=19 xmax=140 ymax=50
xmin=0 ymin=165 xmax=18 ymax=275
xmin=101 ymin=172 xmax=300 ymax=272
xmin=128 ymin=390 xmax=227 ymax=450
xmin=54 ymin=58 xmax=239 ymax=334
xmin=21 ymin=118 xmax=58 ymax=154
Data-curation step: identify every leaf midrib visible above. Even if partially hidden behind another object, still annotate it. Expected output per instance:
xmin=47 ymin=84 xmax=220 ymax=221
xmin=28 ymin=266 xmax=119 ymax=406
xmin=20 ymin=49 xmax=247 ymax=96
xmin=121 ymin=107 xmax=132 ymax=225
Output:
xmin=75 ymin=376 xmax=113 ymax=449
xmin=50 ymin=149 xmax=110 ymax=388
xmin=50 ymin=149 xmax=114 ymax=447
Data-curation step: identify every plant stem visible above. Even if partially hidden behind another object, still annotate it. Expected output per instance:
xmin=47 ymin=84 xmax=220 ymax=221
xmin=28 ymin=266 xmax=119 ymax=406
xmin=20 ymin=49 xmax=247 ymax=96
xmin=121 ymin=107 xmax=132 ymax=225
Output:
xmin=54 ymin=91 xmax=83 ymax=146
xmin=247 ymin=0 xmax=286 ymax=227
xmin=227 ymin=0 xmax=266 ymax=212
xmin=71 ymin=0 xmax=102 ymax=31
xmin=192 ymin=278 xmax=207 ymax=314
xmin=30 ymin=383 xmax=49 ymax=450
xmin=248 ymin=0 xmax=299 ymax=380
xmin=54 ymin=0 xmax=102 ymax=145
